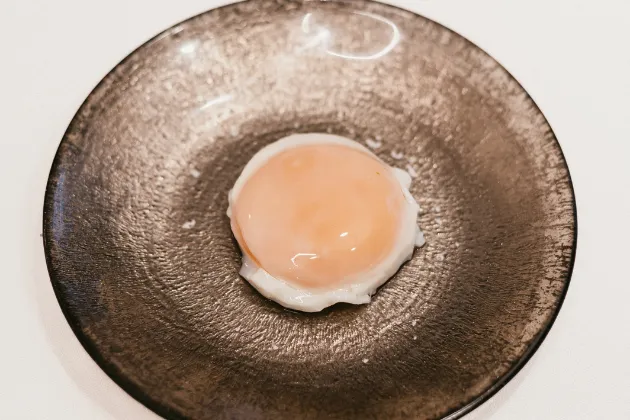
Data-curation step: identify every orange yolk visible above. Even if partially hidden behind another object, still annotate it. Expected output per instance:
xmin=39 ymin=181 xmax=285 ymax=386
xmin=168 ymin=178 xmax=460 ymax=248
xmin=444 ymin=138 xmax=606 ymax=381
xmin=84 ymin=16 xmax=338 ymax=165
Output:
xmin=231 ymin=144 xmax=406 ymax=289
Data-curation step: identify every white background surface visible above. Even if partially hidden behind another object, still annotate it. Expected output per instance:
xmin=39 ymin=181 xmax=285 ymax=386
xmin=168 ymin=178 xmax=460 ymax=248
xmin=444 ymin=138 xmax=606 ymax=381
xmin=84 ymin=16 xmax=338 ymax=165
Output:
xmin=1 ymin=0 xmax=629 ymax=418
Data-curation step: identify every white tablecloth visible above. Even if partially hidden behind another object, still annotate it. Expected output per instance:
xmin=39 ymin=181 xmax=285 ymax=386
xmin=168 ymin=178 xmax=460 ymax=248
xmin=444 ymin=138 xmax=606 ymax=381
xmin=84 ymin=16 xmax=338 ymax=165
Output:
xmin=1 ymin=0 xmax=629 ymax=418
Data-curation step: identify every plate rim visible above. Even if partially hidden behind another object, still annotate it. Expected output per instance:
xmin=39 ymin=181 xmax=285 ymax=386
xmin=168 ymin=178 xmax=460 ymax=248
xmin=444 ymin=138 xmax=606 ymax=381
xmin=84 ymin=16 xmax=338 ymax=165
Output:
xmin=42 ymin=1 xmax=577 ymax=419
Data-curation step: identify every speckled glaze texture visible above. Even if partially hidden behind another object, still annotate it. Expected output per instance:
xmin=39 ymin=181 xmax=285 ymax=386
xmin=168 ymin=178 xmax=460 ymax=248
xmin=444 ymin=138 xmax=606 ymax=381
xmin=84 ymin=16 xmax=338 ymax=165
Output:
xmin=43 ymin=1 xmax=576 ymax=419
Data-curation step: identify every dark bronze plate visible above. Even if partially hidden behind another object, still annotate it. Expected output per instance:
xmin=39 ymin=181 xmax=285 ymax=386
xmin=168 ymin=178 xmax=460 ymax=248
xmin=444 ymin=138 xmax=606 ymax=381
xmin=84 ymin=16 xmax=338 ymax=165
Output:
xmin=43 ymin=1 xmax=576 ymax=419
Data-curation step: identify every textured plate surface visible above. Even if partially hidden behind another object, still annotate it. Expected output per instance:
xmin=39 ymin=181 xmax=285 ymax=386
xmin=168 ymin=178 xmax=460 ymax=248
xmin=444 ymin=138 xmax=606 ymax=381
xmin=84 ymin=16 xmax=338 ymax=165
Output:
xmin=43 ymin=1 xmax=576 ymax=419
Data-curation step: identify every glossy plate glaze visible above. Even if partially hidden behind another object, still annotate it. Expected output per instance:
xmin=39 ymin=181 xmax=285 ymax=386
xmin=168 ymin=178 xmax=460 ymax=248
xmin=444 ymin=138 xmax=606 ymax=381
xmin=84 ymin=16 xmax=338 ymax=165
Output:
xmin=43 ymin=1 xmax=576 ymax=419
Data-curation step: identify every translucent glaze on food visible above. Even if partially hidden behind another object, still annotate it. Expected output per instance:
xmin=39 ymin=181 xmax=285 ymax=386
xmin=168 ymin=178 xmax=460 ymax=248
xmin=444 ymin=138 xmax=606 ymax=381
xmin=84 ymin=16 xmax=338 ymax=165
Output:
xmin=227 ymin=133 xmax=424 ymax=312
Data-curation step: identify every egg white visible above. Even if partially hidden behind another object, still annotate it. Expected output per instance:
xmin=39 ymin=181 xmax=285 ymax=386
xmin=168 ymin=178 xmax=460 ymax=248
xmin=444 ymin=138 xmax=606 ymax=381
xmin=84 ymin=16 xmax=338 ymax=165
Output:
xmin=227 ymin=133 xmax=424 ymax=312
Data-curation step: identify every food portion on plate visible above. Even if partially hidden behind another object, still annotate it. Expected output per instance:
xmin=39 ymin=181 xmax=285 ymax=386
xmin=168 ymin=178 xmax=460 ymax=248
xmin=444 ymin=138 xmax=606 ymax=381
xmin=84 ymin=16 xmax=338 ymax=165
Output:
xmin=227 ymin=133 xmax=425 ymax=312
